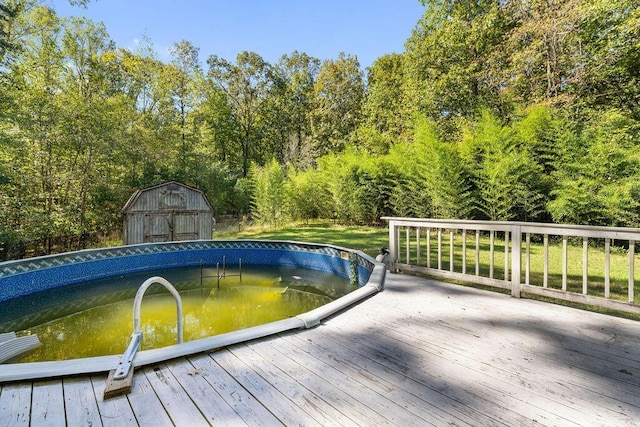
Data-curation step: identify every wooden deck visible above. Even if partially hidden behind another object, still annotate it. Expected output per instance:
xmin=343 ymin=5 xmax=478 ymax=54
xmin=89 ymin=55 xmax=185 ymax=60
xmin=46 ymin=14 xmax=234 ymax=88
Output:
xmin=1 ymin=272 xmax=639 ymax=426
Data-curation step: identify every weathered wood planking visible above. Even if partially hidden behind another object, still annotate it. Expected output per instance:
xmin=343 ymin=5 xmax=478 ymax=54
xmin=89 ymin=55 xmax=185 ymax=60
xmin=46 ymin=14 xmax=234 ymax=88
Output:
xmin=224 ymin=342 xmax=358 ymax=427
xmin=91 ymin=374 xmax=137 ymax=426
xmin=327 ymin=274 xmax=640 ymax=425
xmin=0 ymin=382 xmax=31 ymax=426
xmin=125 ymin=369 xmax=174 ymax=426
xmin=3 ymin=272 xmax=640 ymax=426
xmin=141 ymin=364 xmax=210 ymax=426
xmin=63 ymin=377 xmax=101 ymax=427
xmin=284 ymin=329 xmax=517 ymax=426
xmin=31 ymin=380 xmax=65 ymax=426
xmin=164 ymin=357 xmax=249 ymax=427
xmin=211 ymin=347 xmax=321 ymax=426
xmin=187 ymin=352 xmax=281 ymax=426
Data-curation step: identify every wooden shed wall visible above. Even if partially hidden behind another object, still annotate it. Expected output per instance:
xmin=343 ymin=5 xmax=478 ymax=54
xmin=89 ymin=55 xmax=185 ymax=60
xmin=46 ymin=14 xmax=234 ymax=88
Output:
xmin=122 ymin=182 xmax=213 ymax=245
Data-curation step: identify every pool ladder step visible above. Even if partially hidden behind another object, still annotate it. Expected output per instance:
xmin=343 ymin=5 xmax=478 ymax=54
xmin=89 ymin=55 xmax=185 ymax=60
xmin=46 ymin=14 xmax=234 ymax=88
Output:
xmin=104 ymin=276 xmax=183 ymax=399
xmin=0 ymin=332 xmax=41 ymax=363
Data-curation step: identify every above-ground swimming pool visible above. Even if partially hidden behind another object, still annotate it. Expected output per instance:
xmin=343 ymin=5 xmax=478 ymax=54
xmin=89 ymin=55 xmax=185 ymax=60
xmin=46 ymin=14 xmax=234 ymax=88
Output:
xmin=0 ymin=240 xmax=385 ymax=382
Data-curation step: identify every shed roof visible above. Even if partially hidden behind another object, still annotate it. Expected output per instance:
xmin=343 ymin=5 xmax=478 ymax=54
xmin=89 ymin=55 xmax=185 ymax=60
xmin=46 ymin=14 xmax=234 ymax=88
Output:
xmin=121 ymin=181 xmax=213 ymax=213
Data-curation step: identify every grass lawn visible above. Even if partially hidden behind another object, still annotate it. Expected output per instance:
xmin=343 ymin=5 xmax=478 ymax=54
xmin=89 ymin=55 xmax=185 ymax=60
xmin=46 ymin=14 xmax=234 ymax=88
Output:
xmin=214 ymin=221 xmax=389 ymax=259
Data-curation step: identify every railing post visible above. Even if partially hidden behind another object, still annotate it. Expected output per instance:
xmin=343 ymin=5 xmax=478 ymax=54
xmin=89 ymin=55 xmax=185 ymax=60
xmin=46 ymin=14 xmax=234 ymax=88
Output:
xmin=511 ymin=225 xmax=522 ymax=298
xmin=388 ymin=220 xmax=397 ymax=272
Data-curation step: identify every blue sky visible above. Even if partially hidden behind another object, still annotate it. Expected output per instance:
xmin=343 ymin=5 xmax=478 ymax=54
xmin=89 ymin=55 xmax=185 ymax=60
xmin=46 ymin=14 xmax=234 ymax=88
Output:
xmin=48 ymin=1 xmax=425 ymax=70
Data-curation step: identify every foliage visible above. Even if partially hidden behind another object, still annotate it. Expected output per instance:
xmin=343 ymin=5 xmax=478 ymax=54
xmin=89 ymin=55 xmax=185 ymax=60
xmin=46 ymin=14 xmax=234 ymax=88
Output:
xmin=250 ymin=159 xmax=287 ymax=228
xmin=309 ymin=53 xmax=365 ymax=157
xmin=3 ymin=0 xmax=640 ymax=255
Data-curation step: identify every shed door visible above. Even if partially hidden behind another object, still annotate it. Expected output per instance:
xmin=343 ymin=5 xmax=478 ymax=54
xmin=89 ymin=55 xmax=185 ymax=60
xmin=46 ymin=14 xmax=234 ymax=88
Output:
xmin=173 ymin=212 xmax=198 ymax=241
xmin=143 ymin=213 xmax=171 ymax=243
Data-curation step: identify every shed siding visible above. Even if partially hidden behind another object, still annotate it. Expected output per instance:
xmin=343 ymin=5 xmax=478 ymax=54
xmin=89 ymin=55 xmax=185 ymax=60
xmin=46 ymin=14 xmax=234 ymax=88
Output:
xmin=122 ymin=182 xmax=213 ymax=245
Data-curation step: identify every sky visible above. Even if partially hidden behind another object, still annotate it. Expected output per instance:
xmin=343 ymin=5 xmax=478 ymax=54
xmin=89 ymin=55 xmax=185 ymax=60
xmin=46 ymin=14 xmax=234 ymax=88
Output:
xmin=48 ymin=0 xmax=426 ymax=70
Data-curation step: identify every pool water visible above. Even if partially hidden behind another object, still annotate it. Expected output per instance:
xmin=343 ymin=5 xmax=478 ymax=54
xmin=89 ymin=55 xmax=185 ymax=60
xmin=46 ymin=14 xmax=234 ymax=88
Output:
xmin=0 ymin=265 xmax=353 ymax=363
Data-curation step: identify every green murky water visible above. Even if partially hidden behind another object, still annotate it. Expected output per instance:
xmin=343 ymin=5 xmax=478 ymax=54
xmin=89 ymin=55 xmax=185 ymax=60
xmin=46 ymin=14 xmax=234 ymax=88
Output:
xmin=0 ymin=265 xmax=353 ymax=363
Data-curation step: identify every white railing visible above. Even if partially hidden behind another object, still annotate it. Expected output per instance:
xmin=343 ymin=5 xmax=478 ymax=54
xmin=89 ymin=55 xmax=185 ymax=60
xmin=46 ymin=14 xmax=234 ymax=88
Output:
xmin=382 ymin=217 xmax=640 ymax=316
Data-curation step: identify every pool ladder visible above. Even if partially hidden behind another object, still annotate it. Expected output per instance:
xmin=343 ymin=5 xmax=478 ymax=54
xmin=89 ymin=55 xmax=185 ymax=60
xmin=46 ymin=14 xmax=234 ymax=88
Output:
xmin=113 ymin=276 xmax=183 ymax=380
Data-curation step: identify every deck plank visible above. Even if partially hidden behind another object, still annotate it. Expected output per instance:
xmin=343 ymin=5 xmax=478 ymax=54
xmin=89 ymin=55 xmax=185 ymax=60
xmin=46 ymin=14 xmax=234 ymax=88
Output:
xmin=0 ymin=382 xmax=31 ymax=426
xmin=187 ymin=352 xmax=282 ymax=426
xmin=125 ymin=368 xmax=174 ymax=427
xmin=165 ymin=356 xmax=249 ymax=427
xmin=213 ymin=346 xmax=325 ymax=426
xmin=91 ymin=374 xmax=138 ymax=426
xmin=285 ymin=328 xmax=523 ymax=427
xmin=63 ymin=377 xmax=101 ymax=427
xmin=246 ymin=336 xmax=410 ymax=426
xmin=141 ymin=364 xmax=210 ymax=426
xmin=381 ymin=309 xmax=640 ymax=415
xmin=335 ymin=275 xmax=640 ymax=425
xmin=226 ymin=342 xmax=360 ymax=427
xmin=31 ymin=379 xmax=65 ymax=427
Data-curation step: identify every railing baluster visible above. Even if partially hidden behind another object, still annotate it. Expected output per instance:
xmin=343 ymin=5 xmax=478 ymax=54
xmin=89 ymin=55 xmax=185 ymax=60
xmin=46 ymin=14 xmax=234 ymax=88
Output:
xmin=583 ymin=237 xmax=588 ymax=295
xmin=438 ymin=228 xmax=442 ymax=270
xmin=450 ymin=230 xmax=454 ymax=272
xmin=475 ymin=230 xmax=480 ymax=276
xmin=543 ymin=234 xmax=549 ymax=288
xmin=462 ymin=229 xmax=467 ymax=275
xmin=504 ymin=231 xmax=509 ymax=281
xmin=525 ymin=233 xmax=531 ymax=285
xmin=511 ymin=225 xmax=522 ymax=297
xmin=605 ymin=238 xmax=611 ymax=298
xmin=490 ymin=231 xmax=495 ymax=279
xmin=629 ymin=240 xmax=635 ymax=304
xmin=396 ymin=225 xmax=400 ymax=266
xmin=562 ymin=235 xmax=568 ymax=291
xmin=427 ymin=229 xmax=431 ymax=268
xmin=406 ymin=227 xmax=410 ymax=265
xmin=416 ymin=228 xmax=421 ymax=266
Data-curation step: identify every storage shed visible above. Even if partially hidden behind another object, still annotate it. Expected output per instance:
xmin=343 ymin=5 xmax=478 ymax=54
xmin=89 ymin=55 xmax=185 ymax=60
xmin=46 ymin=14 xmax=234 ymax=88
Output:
xmin=122 ymin=181 xmax=214 ymax=245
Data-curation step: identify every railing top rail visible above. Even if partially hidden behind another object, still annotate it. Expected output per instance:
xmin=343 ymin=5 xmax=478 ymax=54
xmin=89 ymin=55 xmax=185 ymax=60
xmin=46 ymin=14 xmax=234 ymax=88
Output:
xmin=381 ymin=217 xmax=640 ymax=240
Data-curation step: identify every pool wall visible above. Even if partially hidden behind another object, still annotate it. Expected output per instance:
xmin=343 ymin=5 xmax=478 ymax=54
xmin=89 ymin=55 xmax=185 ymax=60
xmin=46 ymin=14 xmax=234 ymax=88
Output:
xmin=0 ymin=240 xmax=375 ymax=303
xmin=0 ymin=240 xmax=385 ymax=382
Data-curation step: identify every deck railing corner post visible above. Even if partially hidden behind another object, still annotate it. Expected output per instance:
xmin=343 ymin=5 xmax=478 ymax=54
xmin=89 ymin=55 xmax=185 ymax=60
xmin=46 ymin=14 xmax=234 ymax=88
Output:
xmin=388 ymin=219 xmax=398 ymax=272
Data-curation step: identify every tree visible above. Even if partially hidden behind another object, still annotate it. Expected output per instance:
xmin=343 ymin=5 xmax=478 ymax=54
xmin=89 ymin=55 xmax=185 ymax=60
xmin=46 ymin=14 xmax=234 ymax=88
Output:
xmin=548 ymin=109 xmax=640 ymax=227
xmin=414 ymin=118 xmax=474 ymax=219
xmin=263 ymin=51 xmax=320 ymax=168
xmin=251 ymin=159 xmax=287 ymax=227
xmin=169 ymin=40 xmax=201 ymax=175
xmin=207 ymin=51 xmax=272 ymax=177
xmin=405 ymin=0 xmax=509 ymax=130
xmin=309 ymin=52 xmax=364 ymax=157
xmin=577 ymin=0 xmax=640 ymax=119
xmin=498 ymin=0 xmax=583 ymax=106
xmin=460 ymin=110 xmax=545 ymax=221
xmin=363 ymin=53 xmax=410 ymax=141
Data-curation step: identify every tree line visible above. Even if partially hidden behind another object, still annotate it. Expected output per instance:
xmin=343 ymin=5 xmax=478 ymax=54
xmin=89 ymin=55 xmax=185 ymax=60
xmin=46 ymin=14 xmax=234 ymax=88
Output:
xmin=1 ymin=0 xmax=640 ymax=251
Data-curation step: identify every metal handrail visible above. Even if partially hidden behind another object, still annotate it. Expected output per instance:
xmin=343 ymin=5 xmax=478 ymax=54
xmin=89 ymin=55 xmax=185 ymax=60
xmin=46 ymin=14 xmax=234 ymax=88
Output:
xmin=113 ymin=276 xmax=183 ymax=380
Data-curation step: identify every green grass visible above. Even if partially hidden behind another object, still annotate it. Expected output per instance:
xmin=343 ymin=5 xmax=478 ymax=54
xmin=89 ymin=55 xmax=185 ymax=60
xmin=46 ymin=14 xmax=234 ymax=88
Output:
xmin=214 ymin=221 xmax=389 ymax=259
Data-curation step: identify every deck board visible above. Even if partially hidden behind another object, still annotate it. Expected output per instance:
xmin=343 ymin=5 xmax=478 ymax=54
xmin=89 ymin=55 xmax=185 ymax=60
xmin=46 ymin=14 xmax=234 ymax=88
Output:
xmin=63 ymin=377 xmax=101 ymax=427
xmin=141 ymin=364 xmax=210 ymax=426
xmin=31 ymin=380 xmax=64 ymax=426
xmin=2 ymin=272 xmax=640 ymax=426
